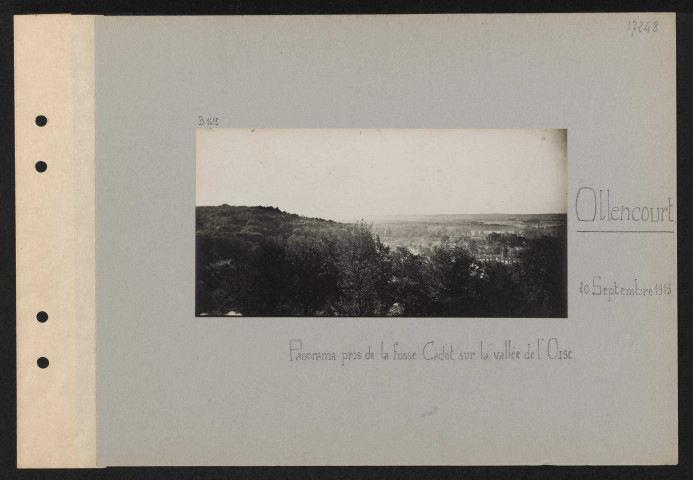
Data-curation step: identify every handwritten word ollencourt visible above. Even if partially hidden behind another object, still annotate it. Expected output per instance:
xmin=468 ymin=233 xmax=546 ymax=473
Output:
xmin=289 ymin=339 xmax=573 ymax=366
xmin=575 ymin=187 xmax=674 ymax=224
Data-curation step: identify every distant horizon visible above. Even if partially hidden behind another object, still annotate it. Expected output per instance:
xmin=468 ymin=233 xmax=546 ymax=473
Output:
xmin=197 ymin=204 xmax=567 ymax=223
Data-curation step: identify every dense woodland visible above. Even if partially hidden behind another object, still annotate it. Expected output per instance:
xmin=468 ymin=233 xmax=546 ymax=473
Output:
xmin=196 ymin=205 xmax=567 ymax=317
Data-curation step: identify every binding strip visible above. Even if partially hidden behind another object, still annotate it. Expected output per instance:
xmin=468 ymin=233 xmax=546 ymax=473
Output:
xmin=15 ymin=14 xmax=96 ymax=468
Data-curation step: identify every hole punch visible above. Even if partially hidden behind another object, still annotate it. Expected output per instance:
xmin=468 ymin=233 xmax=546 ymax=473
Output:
xmin=35 ymin=161 xmax=47 ymax=173
xmin=35 ymin=115 xmax=47 ymax=127
xmin=36 ymin=311 xmax=48 ymax=323
xmin=37 ymin=357 xmax=49 ymax=369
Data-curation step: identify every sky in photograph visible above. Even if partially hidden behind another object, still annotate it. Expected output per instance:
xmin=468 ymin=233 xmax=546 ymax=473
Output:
xmin=196 ymin=128 xmax=567 ymax=221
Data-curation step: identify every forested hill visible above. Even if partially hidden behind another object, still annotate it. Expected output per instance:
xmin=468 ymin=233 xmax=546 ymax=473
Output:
xmin=196 ymin=205 xmax=342 ymax=239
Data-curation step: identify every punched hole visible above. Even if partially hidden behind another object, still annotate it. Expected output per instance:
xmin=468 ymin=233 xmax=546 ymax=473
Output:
xmin=35 ymin=115 xmax=47 ymax=127
xmin=35 ymin=161 xmax=47 ymax=173
xmin=37 ymin=357 xmax=49 ymax=369
xmin=36 ymin=311 xmax=48 ymax=323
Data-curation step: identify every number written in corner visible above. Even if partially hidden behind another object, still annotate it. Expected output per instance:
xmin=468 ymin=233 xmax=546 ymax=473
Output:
xmin=198 ymin=116 xmax=219 ymax=126
xmin=628 ymin=20 xmax=658 ymax=37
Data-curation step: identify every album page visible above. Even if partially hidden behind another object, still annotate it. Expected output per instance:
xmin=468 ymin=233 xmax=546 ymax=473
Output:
xmin=15 ymin=13 xmax=677 ymax=467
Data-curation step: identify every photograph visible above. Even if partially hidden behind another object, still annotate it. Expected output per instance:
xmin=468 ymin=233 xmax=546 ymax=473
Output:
xmin=196 ymin=129 xmax=567 ymax=318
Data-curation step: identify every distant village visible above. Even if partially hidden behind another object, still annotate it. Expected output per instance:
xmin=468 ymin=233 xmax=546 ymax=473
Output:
xmin=373 ymin=219 xmax=566 ymax=264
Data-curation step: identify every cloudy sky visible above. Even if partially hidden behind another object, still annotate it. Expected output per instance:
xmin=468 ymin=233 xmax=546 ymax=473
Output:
xmin=196 ymin=128 xmax=566 ymax=221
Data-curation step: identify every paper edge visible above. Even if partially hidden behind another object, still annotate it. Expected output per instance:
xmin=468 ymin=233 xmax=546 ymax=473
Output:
xmin=15 ymin=14 xmax=97 ymax=469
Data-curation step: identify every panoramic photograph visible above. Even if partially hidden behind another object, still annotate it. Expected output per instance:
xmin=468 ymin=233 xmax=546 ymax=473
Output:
xmin=196 ymin=129 xmax=567 ymax=318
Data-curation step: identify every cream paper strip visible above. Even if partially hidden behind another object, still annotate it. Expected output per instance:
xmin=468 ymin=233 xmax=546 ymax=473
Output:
xmin=15 ymin=14 xmax=97 ymax=468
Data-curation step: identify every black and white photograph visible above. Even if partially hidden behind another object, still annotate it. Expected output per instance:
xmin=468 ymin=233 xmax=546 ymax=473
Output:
xmin=196 ymin=129 xmax=567 ymax=318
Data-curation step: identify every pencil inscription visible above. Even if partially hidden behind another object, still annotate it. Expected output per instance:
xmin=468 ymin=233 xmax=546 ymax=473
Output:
xmin=575 ymin=187 xmax=674 ymax=223
xmin=628 ymin=20 xmax=658 ymax=37
xmin=579 ymin=277 xmax=673 ymax=301
xmin=289 ymin=339 xmax=574 ymax=366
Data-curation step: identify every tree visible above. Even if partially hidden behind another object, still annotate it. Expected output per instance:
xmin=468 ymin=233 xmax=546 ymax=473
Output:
xmin=245 ymin=238 xmax=292 ymax=315
xmin=331 ymin=222 xmax=390 ymax=316
xmin=429 ymin=243 xmax=482 ymax=316
xmin=286 ymin=234 xmax=339 ymax=315
xmin=387 ymin=247 xmax=436 ymax=315
xmin=517 ymin=235 xmax=567 ymax=317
